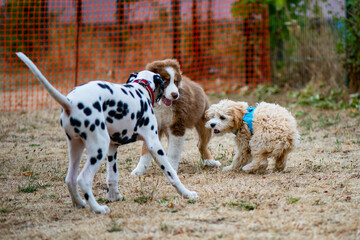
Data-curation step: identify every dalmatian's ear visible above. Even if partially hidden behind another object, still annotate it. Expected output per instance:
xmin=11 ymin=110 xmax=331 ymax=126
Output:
xmin=153 ymin=74 xmax=164 ymax=103
xmin=127 ymin=72 xmax=138 ymax=83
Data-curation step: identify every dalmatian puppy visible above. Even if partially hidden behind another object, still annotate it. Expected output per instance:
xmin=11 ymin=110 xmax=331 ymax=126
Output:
xmin=16 ymin=52 xmax=198 ymax=214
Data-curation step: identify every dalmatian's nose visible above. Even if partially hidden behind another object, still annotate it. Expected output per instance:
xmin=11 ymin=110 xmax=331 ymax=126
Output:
xmin=210 ymin=123 xmax=216 ymax=128
xmin=171 ymin=92 xmax=179 ymax=99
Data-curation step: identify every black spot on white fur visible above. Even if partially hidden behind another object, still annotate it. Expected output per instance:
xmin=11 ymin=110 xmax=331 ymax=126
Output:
xmin=70 ymin=117 xmax=81 ymax=127
xmin=135 ymin=90 xmax=142 ymax=98
xmin=108 ymin=100 xmax=115 ymax=107
xmin=110 ymin=132 xmax=138 ymax=145
xmin=90 ymin=157 xmax=97 ymax=165
xmin=133 ymin=100 xmax=149 ymax=131
xmin=80 ymin=132 xmax=87 ymax=140
xmin=84 ymin=120 xmax=90 ymax=128
xmin=97 ymin=148 xmax=103 ymax=160
xmin=77 ymin=102 xmax=84 ymax=109
xmin=97 ymin=83 xmax=113 ymax=94
xmin=157 ymin=149 xmax=164 ymax=156
xmin=144 ymin=117 xmax=149 ymax=126
xmin=106 ymin=117 xmax=113 ymax=124
xmin=93 ymin=101 xmax=101 ymax=112
xmin=108 ymin=110 xmax=116 ymax=117
xmin=102 ymin=102 xmax=108 ymax=111
xmin=66 ymin=132 xmax=71 ymax=140
xmin=121 ymin=88 xmax=128 ymax=95
xmin=84 ymin=107 xmax=92 ymax=116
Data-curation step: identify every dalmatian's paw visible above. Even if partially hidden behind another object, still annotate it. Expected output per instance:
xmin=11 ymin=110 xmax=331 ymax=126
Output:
xmin=107 ymin=191 xmax=123 ymax=202
xmin=183 ymin=190 xmax=198 ymax=199
xmin=92 ymin=205 xmax=110 ymax=214
xmin=203 ymin=159 xmax=221 ymax=167
xmin=73 ymin=200 xmax=86 ymax=209
xmin=131 ymin=166 xmax=147 ymax=176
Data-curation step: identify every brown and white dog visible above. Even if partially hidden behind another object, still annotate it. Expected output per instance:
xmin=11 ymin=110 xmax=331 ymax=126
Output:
xmin=131 ymin=59 xmax=221 ymax=175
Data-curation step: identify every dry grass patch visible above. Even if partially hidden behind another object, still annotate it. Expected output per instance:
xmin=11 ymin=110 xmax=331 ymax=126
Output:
xmin=0 ymin=94 xmax=359 ymax=239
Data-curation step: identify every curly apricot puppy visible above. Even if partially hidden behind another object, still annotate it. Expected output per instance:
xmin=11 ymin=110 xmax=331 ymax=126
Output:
xmin=205 ymin=99 xmax=299 ymax=173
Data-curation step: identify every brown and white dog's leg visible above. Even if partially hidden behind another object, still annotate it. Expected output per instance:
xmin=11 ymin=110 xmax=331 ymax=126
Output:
xmin=142 ymin=133 xmax=198 ymax=199
xmin=167 ymin=133 xmax=185 ymax=172
xmin=132 ymin=132 xmax=185 ymax=174
xmin=131 ymin=143 xmax=152 ymax=176
xmin=195 ymin=120 xmax=221 ymax=167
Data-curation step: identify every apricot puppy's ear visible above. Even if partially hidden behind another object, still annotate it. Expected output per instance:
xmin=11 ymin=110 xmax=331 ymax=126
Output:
xmin=230 ymin=102 xmax=247 ymax=130
xmin=205 ymin=109 xmax=210 ymax=120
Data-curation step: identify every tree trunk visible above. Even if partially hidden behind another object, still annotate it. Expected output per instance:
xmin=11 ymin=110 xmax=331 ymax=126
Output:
xmin=172 ymin=0 xmax=181 ymax=65
xmin=192 ymin=0 xmax=203 ymax=72
xmin=348 ymin=70 xmax=360 ymax=93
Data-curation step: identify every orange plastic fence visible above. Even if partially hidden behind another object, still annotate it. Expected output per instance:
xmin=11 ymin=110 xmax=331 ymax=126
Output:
xmin=1 ymin=0 xmax=270 ymax=111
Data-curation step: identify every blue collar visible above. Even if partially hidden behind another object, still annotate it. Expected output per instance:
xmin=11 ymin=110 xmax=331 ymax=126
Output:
xmin=234 ymin=106 xmax=255 ymax=135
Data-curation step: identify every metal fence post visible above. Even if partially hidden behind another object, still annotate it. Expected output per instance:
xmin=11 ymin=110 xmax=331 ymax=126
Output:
xmin=75 ymin=0 xmax=82 ymax=86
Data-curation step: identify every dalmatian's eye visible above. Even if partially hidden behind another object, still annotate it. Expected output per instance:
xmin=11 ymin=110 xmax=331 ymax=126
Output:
xmin=220 ymin=115 xmax=226 ymax=120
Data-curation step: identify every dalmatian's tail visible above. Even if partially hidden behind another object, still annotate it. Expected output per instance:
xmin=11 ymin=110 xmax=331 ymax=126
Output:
xmin=16 ymin=52 xmax=71 ymax=114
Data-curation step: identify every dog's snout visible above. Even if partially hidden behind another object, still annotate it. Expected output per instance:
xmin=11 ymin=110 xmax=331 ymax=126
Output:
xmin=171 ymin=92 xmax=179 ymax=99
xmin=210 ymin=123 xmax=216 ymax=128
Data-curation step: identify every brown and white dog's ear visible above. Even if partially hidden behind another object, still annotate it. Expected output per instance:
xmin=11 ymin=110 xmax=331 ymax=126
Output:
xmin=169 ymin=59 xmax=183 ymax=84
xmin=146 ymin=59 xmax=182 ymax=79
xmin=145 ymin=60 xmax=163 ymax=73
xmin=230 ymin=101 xmax=248 ymax=130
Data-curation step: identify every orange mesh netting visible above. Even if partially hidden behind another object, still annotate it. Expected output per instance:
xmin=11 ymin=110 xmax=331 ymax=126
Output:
xmin=1 ymin=0 xmax=270 ymax=111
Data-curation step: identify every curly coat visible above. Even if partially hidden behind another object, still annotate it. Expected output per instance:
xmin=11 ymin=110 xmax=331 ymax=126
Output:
xmin=206 ymin=99 xmax=299 ymax=173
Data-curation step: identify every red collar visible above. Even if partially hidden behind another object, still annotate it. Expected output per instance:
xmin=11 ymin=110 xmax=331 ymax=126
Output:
xmin=132 ymin=79 xmax=155 ymax=106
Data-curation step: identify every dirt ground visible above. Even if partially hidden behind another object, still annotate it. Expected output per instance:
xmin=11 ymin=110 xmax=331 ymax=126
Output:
xmin=0 ymin=93 xmax=359 ymax=240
